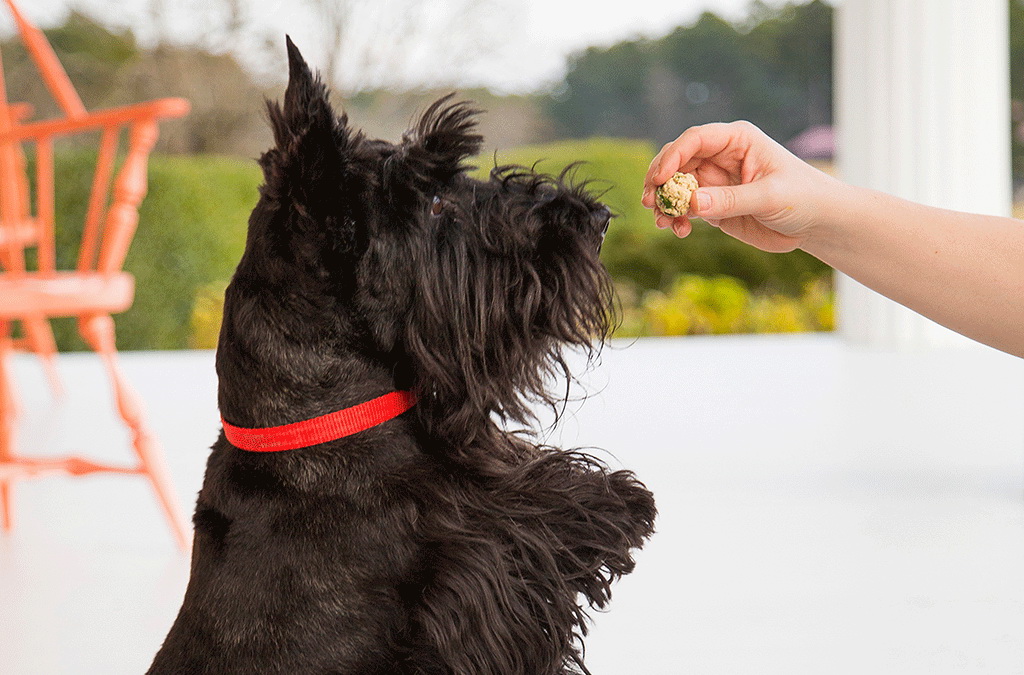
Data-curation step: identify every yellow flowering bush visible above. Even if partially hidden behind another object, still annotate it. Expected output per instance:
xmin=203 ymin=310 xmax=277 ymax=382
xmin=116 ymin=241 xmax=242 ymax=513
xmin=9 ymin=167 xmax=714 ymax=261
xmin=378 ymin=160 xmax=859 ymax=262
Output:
xmin=189 ymin=280 xmax=229 ymax=349
xmin=191 ymin=275 xmax=833 ymax=348
xmin=616 ymin=274 xmax=834 ymax=337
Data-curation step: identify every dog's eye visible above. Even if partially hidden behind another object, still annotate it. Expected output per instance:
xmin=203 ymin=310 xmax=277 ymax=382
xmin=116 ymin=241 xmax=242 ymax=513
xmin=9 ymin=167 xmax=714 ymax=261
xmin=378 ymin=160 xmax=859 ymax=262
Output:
xmin=430 ymin=196 xmax=444 ymax=217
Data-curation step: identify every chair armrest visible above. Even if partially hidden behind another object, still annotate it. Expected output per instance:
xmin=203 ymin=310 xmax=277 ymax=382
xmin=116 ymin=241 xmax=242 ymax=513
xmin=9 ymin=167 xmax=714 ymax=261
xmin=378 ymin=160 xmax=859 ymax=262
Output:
xmin=0 ymin=98 xmax=190 ymax=142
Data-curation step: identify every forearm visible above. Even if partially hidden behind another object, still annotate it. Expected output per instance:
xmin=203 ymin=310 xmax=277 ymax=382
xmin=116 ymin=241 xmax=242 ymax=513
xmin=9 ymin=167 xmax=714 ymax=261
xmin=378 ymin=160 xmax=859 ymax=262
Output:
xmin=801 ymin=183 xmax=1024 ymax=357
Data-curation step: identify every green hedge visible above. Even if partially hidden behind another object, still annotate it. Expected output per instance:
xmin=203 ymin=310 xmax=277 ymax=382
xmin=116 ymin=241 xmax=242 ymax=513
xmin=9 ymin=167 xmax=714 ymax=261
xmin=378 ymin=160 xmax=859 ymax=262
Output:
xmin=44 ymin=149 xmax=258 ymax=350
xmin=36 ymin=138 xmax=829 ymax=351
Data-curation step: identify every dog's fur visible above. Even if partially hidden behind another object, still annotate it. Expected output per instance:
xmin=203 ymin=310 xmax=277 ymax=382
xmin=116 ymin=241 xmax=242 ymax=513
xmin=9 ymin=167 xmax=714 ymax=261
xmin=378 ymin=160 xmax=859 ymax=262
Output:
xmin=149 ymin=39 xmax=655 ymax=675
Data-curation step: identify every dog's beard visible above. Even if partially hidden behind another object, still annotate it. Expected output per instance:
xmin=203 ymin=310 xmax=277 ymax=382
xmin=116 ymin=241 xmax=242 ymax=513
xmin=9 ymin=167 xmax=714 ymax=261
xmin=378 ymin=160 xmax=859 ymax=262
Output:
xmin=400 ymin=199 xmax=614 ymax=457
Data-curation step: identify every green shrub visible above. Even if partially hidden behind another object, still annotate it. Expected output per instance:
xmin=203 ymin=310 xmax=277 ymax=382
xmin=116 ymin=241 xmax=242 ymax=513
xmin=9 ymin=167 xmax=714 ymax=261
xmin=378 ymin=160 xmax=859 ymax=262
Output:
xmin=189 ymin=279 xmax=229 ymax=349
xmin=36 ymin=137 xmax=831 ymax=351
xmin=43 ymin=149 xmax=259 ymax=350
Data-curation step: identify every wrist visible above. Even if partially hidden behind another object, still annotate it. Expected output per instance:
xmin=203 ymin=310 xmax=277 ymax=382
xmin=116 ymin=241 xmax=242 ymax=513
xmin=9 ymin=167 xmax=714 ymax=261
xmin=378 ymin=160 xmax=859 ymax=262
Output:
xmin=797 ymin=179 xmax=877 ymax=261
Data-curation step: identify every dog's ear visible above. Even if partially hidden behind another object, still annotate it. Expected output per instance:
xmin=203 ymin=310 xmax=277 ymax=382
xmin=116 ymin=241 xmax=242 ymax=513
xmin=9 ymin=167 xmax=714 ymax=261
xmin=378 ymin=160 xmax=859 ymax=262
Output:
xmin=273 ymin=36 xmax=333 ymax=149
xmin=260 ymin=36 xmax=361 ymax=206
xmin=399 ymin=94 xmax=483 ymax=185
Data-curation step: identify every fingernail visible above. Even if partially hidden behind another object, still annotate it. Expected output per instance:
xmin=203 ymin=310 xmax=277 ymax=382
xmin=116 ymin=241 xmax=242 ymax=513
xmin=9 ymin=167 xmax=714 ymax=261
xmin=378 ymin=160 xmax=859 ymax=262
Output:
xmin=696 ymin=189 xmax=711 ymax=212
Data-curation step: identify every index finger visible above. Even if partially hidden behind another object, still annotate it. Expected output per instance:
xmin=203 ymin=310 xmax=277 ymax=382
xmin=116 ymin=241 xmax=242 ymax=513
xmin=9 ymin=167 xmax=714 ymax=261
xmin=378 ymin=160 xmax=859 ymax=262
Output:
xmin=644 ymin=122 xmax=751 ymax=189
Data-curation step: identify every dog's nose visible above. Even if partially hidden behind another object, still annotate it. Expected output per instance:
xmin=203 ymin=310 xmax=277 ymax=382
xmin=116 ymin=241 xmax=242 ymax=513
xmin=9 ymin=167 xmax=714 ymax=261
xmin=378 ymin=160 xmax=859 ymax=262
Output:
xmin=591 ymin=206 xmax=612 ymax=235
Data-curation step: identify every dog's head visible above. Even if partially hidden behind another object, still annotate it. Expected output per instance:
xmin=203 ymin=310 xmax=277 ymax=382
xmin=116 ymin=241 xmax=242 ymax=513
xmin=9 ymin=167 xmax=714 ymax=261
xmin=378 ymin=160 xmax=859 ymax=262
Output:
xmin=225 ymin=38 xmax=613 ymax=449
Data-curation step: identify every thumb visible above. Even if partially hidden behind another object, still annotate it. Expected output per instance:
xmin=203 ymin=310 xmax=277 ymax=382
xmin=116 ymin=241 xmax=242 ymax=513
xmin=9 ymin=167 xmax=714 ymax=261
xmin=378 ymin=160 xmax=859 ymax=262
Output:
xmin=691 ymin=183 xmax=769 ymax=221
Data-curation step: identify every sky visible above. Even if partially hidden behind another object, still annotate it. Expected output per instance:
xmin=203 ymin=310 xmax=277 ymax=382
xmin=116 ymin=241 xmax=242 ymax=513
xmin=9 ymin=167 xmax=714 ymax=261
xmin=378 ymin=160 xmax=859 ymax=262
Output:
xmin=11 ymin=0 xmax=802 ymax=93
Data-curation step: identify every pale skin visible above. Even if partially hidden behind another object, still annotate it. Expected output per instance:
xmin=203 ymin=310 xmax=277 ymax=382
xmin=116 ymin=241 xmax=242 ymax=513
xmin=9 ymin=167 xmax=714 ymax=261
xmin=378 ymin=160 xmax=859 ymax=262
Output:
xmin=640 ymin=121 xmax=1024 ymax=358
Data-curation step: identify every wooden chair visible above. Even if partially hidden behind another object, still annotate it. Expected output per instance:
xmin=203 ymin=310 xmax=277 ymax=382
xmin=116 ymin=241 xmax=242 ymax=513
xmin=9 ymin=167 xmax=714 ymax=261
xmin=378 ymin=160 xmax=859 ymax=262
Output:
xmin=0 ymin=0 xmax=191 ymax=550
xmin=0 ymin=99 xmax=63 ymax=394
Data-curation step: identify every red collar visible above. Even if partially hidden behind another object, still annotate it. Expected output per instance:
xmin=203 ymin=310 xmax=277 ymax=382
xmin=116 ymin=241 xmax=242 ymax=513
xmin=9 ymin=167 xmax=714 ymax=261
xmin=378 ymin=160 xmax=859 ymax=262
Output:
xmin=221 ymin=390 xmax=417 ymax=452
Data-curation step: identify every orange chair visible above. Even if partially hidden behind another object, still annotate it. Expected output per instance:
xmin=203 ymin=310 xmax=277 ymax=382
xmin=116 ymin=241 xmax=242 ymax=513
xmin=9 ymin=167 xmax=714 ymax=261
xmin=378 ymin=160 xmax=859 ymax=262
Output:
xmin=0 ymin=0 xmax=191 ymax=550
xmin=0 ymin=99 xmax=63 ymax=394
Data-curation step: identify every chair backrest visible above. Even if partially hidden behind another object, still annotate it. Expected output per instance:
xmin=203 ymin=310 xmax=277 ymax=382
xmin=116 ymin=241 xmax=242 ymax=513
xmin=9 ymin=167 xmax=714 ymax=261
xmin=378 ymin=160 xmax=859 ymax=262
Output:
xmin=0 ymin=53 xmax=35 ymax=264
xmin=4 ymin=0 xmax=85 ymax=119
xmin=0 ymin=0 xmax=188 ymax=280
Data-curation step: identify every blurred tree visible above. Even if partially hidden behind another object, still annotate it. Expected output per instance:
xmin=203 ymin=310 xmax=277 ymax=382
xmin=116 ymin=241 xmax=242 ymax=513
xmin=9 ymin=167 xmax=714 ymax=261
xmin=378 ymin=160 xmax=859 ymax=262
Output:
xmin=0 ymin=12 xmax=139 ymax=121
xmin=656 ymin=12 xmax=796 ymax=141
xmin=746 ymin=0 xmax=832 ymax=129
xmin=547 ymin=1 xmax=834 ymax=146
xmin=117 ymin=45 xmax=270 ymax=155
xmin=302 ymin=0 xmax=513 ymax=94
xmin=142 ymin=0 xmax=274 ymax=58
xmin=0 ymin=11 xmax=270 ymax=155
xmin=556 ymin=40 xmax=656 ymax=139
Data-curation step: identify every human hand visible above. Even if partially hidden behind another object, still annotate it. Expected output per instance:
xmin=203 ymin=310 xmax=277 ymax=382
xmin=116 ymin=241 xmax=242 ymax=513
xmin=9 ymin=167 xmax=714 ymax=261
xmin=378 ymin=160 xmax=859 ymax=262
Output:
xmin=641 ymin=121 xmax=837 ymax=253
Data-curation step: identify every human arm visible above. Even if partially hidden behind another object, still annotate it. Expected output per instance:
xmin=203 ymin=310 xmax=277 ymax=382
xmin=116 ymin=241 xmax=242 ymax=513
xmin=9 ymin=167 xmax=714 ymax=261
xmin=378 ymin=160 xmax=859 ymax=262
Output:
xmin=640 ymin=121 xmax=1024 ymax=357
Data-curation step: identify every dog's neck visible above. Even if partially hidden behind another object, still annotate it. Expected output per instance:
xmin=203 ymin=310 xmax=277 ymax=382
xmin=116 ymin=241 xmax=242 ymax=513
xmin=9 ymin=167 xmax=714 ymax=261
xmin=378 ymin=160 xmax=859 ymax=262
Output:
xmin=217 ymin=346 xmax=400 ymax=430
xmin=221 ymin=390 xmax=416 ymax=452
xmin=215 ymin=279 xmax=402 ymax=431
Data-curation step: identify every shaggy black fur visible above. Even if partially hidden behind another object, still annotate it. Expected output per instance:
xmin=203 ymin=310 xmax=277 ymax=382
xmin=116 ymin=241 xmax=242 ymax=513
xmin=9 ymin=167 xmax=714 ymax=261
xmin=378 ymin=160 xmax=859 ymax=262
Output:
xmin=149 ymin=38 xmax=656 ymax=675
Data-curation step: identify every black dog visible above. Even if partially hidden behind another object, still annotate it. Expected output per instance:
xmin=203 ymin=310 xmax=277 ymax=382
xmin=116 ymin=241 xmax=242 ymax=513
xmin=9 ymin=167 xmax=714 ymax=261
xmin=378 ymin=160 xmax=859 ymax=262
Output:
xmin=149 ymin=38 xmax=655 ymax=675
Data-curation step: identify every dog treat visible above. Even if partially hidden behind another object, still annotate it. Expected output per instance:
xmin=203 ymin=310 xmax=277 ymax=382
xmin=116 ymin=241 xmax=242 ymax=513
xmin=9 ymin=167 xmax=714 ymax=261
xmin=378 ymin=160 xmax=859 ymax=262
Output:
xmin=655 ymin=172 xmax=699 ymax=217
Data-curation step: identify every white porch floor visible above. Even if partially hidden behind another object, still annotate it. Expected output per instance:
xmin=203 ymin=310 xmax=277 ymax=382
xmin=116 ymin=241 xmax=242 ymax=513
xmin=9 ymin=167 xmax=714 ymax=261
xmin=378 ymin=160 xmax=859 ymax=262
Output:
xmin=1 ymin=335 xmax=1022 ymax=674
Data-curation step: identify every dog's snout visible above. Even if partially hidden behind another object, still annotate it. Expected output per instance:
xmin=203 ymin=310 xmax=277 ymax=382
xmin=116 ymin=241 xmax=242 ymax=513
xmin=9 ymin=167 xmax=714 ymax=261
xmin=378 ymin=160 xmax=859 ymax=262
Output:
xmin=592 ymin=206 xmax=612 ymax=235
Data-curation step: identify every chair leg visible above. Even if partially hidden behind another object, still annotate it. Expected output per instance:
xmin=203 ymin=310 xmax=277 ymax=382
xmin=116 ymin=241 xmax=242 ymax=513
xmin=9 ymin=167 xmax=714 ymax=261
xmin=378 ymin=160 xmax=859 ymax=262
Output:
xmin=78 ymin=314 xmax=190 ymax=552
xmin=1 ymin=322 xmax=16 ymax=532
xmin=21 ymin=316 xmax=62 ymax=397
xmin=0 ymin=484 xmax=11 ymax=533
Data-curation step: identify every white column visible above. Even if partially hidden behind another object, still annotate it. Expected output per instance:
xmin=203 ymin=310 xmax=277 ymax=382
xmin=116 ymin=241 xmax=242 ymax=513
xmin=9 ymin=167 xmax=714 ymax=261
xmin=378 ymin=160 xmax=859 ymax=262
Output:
xmin=834 ymin=0 xmax=1011 ymax=349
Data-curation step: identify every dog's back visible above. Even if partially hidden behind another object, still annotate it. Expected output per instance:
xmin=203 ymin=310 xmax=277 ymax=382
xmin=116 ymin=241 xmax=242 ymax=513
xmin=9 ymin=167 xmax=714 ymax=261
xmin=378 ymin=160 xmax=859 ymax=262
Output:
xmin=152 ymin=430 xmax=429 ymax=674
